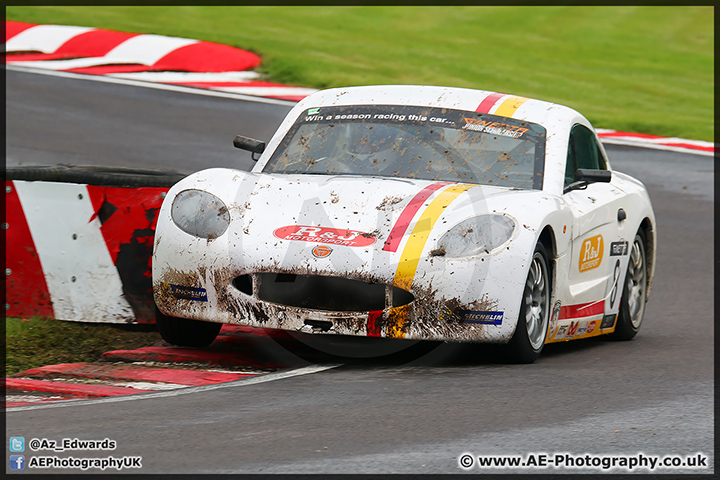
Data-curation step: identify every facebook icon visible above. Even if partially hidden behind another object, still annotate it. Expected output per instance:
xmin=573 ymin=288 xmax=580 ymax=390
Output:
xmin=10 ymin=454 xmax=25 ymax=470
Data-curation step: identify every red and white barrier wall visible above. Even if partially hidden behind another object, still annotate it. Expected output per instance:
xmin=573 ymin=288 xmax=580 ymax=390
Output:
xmin=5 ymin=20 xmax=318 ymax=102
xmin=6 ymin=180 xmax=167 ymax=323
xmin=596 ymin=129 xmax=714 ymax=157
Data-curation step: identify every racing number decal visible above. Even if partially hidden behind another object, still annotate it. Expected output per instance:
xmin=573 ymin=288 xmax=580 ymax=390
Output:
xmin=609 ymin=260 xmax=621 ymax=309
xmin=604 ymin=239 xmax=630 ymax=317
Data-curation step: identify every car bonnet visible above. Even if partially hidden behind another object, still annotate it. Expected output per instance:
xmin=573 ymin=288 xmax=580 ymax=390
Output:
xmin=200 ymin=170 xmax=529 ymax=288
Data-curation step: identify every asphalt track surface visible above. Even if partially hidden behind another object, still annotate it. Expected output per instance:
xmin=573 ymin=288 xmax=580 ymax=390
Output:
xmin=5 ymin=69 xmax=715 ymax=474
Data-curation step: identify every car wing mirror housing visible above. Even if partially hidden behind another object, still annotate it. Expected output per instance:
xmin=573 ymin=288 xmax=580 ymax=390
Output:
xmin=575 ymin=168 xmax=611 ymax=183
xmin=564 ymin=169 xmax=612 ymax=194
xmin=233 ymin=135 xmax=266 ymax=161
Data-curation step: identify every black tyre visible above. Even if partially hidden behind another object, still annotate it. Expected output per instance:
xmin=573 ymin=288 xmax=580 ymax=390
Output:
xmin=154 ymin=305 xmax=222 ymax=347
xmin=610 ymin=231 xmax=648 ymax=340
xmin=506 ymin=242 xmax=551 ymax=363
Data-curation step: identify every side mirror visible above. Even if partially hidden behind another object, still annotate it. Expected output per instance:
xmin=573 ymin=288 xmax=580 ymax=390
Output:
xmin=564 ymin=169 xmax=612 ymax=194
xmin=575 ymin=168 xmax=611 ymax=183
xmin=233 ymin=135 xmax=266 ymax=161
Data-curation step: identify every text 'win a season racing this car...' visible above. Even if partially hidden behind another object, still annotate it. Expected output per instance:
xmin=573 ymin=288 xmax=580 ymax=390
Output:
xmin=152 ymin=85 xmax=656 ymax=363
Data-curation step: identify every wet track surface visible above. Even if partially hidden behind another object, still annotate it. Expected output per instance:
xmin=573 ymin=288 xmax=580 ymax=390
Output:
xmin=5 ymin=69 xmax=714 ymax=474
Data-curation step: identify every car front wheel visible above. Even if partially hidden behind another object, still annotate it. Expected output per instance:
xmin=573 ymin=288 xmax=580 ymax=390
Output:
xmin=154 ymin=305 xmax=222 ymax=347
xmin=506 ymin=242 xmax=550 ymax=363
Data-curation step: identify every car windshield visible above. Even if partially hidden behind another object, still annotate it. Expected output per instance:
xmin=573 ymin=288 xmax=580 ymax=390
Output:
xmin=263 ymin=105 xmax=547 ymax=189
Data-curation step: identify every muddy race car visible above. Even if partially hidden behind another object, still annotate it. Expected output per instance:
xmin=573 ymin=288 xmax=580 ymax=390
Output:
xmin=152 ymin=85 xmax=656 ymax=362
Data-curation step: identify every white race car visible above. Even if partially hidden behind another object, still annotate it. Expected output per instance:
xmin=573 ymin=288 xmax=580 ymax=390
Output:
xmin=152 ymin=85 xmax=656 ymax=362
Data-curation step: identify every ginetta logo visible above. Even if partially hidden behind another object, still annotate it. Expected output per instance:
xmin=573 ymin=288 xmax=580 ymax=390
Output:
xmin=461 ymin=117 xmax=529 ymax=138
xmin=274 ymin=225 xmax=376 ymax=247
xmin=312 ymin=245 xmax=333 ymax=258
xmin=579 ymin=235 xmax=603 ymax=272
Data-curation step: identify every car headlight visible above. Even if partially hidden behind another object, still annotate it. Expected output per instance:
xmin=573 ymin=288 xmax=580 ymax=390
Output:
xmin=171 ymin=189 xmax=230 ymax=239
xmin=435 ymin=215 xmax=515 ymax=258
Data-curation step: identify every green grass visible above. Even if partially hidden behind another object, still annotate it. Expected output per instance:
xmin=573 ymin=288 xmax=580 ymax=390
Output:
xmin=5 ymin=317 xmax=161 ymax=376
xmin=5 ymin=6 xmax=713 ymax=141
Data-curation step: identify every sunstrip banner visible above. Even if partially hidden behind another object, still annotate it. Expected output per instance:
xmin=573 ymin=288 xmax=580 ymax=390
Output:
xmin=5 ymin=180 xmax=167 ymax=324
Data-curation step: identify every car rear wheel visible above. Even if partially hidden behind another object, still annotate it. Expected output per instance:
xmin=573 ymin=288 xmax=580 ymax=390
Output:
xmin=154 ymin=305 xmax=222 ymax=347
xmin=610 ymin=231 xmax=647 ymax=340
xmin=506 ymin=242 xmax=550 ymax=363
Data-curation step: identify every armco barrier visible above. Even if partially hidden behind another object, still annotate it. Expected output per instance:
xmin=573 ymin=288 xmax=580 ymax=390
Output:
xmin=5 ymin=165 xmax=185 ymax=323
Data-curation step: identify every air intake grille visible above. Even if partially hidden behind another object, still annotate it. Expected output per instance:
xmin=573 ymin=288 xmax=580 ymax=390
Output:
xmin=232 ymin=273 xmax=414 ymax=312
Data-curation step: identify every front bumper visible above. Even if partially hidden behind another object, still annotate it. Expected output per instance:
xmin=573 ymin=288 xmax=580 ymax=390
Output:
xmin=153 ymin=265 xmax=512 ymax=343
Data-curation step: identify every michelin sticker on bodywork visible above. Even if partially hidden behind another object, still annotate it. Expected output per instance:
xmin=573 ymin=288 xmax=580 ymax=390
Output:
xmin=162 ymin=283 xmax=208 ymax=302
xmin=462 ymin=310 xmax=504 ymax=325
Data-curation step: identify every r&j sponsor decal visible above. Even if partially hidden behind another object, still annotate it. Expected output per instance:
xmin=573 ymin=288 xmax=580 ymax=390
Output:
xmin=579 ymin=235 xmax=603 ymax=272
xmin=274 ymin=225 xmax=376 ymax=247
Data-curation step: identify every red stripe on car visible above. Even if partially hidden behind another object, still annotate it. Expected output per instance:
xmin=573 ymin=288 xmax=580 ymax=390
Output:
xmin=558 ymin=301 xmax=604 ymax=320
xmin=475 ymin=92 xmax=505 ymax=113
xmin=382 ymin=182 xmax=449 ymax=252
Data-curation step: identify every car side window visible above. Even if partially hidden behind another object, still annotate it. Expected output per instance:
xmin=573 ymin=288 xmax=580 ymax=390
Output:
xmin=565 ymin=124 xmax=607 ymax=187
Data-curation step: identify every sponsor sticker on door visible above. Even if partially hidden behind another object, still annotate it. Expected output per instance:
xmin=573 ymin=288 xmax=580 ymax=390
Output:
xmin=579 ymin=235 xmax=603 ymax=272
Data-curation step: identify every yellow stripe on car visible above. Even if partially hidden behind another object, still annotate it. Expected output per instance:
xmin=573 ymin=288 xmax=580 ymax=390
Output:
xmin=494 ymin=96 xmax=530 ymax=117
xmin=389 ymin=183 xmax=475 ymax=338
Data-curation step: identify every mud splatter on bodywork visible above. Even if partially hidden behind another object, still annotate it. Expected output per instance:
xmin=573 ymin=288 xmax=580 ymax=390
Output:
xmin=155 ymin=259 xmax=506 ymax=343
xmin=376 ymin=195 xmax=403 ymax=210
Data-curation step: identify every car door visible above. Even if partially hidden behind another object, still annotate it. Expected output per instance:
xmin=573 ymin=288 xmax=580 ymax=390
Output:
xmin=559 ymin=124 xmax=631 ymax=338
